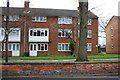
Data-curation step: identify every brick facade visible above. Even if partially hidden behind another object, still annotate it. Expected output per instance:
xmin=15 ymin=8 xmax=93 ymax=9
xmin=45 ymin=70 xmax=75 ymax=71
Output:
xmin=0 ymin=1 xmax=98 ymax=56
xmin=106 ymin=16 xmax=120 ymax=54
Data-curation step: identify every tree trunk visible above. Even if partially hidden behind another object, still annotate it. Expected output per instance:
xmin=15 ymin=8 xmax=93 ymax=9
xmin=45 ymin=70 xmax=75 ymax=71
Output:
xmin=76 ymin=1 xmax=88 ymax=61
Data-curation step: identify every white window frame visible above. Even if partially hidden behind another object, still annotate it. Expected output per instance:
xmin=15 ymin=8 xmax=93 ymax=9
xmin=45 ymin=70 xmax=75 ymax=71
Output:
xmin=87 ymin=30 xmax=92 ymax=38
xmin=32 ymin=16 xmax=47 ymax=22
xmin=4 ymin=15 xmax=19 ymax=21
xmin=88 ymin=19 xmax=92 ymax=25
xmin=58 ymin=17 xmax=72 ymax=24
xmin=58 ymin=29 xmax=72 ymax=37
xmin=2 ymin=43 xmax=20 ymax=51
xmin=9 ymin=29 xmax=20 ymax=36
xmin=30 ymin=43 xmax=48 ymax=51
xmin=8 ymin=43 xmax=12 ymax=51
xmin=58 ymin=43 xmax=70 ymax=51
xmin=111 ymin=44 xmax=114 ymax=48
xmin=87 ymin=43 xmax=92 ymax=51
xmin=29 ymin=29 xmax=48 ymax=37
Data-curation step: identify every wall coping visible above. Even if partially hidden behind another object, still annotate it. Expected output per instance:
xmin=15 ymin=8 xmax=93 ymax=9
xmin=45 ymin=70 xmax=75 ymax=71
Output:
xmin=1 ymin=61 xmax=119 ymax=65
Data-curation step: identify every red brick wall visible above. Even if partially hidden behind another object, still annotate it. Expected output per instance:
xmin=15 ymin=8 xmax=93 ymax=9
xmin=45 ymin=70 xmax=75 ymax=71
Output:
xmin=106 ymin=16 xmax=120 ymax=54
xmin=1 ymin=62 xmax=119 ymax=77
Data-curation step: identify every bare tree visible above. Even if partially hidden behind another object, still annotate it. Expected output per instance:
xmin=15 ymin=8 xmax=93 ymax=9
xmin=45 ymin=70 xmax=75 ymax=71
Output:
xmin=1 ymin=15 xmax=24 ymax=60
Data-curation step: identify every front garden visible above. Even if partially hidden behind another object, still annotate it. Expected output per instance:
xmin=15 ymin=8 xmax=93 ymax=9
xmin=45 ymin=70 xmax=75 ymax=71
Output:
xmin=1 ymin=54 xmax=120 ymax=63
xmin=6 ymin=54 xmax=120 ymax=60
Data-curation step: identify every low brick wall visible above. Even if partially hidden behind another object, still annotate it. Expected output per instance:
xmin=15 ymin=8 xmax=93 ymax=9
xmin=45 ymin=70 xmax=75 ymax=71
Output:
xmin=1 ymin=62 xmax=120 ymax=78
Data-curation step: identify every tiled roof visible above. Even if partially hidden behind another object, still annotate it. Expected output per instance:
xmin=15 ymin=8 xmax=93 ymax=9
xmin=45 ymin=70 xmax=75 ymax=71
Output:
xmin=1 ymin=7 xmax=98 ymax=18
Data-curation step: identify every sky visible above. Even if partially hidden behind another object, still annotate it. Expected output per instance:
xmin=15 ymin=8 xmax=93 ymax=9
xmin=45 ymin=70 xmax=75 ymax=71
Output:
xmin=0 ymin=0 xmax=119 ymax=18
xmin=0 ymin=0 xmax=120 ymax=45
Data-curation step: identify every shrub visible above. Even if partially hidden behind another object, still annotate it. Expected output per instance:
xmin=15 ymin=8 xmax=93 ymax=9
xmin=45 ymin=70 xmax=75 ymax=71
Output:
xmin=69 ymin=40 xmax=76 ymax=55
xmin=24 ymin=52 xmax=29 ymax=57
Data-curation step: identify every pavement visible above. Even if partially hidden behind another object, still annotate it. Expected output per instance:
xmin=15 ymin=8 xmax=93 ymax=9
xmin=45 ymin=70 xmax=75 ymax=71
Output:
xmin=1 ymin=58 xmax=120 ymax=62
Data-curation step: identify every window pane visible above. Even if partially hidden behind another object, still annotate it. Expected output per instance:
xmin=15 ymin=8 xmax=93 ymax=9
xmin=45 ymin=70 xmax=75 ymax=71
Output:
xmin=41 ymin=31 xmax=44 ymax=36
xmin=41 ymin=44 xmax=44 ymax=50
xmin=1 ymin=29 xmax=4 ymax=36
xmin=30 ymin=30 xmax=33 ymax=36
xmin=65 ymin=44 xmax=69 ymax=50
xmin=3 ymin=44 xmax=5 ymax=51
xmin=13 ymin=44 xmax=15 ymax=51
xmin=58 ymin=44 xmax=61 ymax=50
xmin=45 ymin=44 xmax=47 ymax=50
xmin=88 ymin=19 xmax=92 ymax=25
xmin=16 ymin=44 xmax=19 ymax=50
xmin=30 ymin=44 xmax=33 ymax=51
xmin=16 ymin=30 xmax=19 ymax=36
xmin=87 ymin=43 xmax=92 ymax=51
xmin=37 ymin=30 xmax=40 ymax=36
xmin=58 ymin=31 xmax=61 ymax=37
xmin=34 ymin=44 xmax=36 ymax=50
xmin=8 ymin=44 xmax=12 ymax=51
xmin=62 ymin=44 xmax=64 ymax=50
xmin=87 ymin=30 xmax=92 ymax=38
xmin=34 ymin=31 xmax=37 ymax=36
xmin=45 ymin=30 xmax=47 ymax=36
xmin=38 ymin=44 xmax=41 ymax=50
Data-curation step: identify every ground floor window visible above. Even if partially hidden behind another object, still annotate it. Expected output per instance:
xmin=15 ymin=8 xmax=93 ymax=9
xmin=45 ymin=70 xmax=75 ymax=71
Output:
xmin=58 ymin=43 xmax=70 ymax=51
xmin=0 ymin=43 xmax=20 ymax=51
xmin=30 ymin=43 xmax=48 ymax=51
xmin=87 ymin=43 xmax=92 ymax=51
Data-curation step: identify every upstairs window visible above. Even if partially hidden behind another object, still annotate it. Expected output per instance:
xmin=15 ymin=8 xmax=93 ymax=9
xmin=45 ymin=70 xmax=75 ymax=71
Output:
xmin=32 ymin=16 xmax=47 ymax=22
xmin=78 ymin=19 xmax=92 ymax=25
xmin=88 ymin=19 xmax=92 ymax=25
xmin=1 ymin=29 xmax=20 ymax=36
xmin=111 ymin=44 xmax=114 ymax=48
xmin=87 ymin=43 xmax=92 ymax=51
xmin=78 ymin=30 xmax=92 ymax=38
xmin=30 ymin=29 xmax=48 ymax=37
xmin=9 ymin=29 xmax=20 ymax=36
xmin=4 ymin=15 xmax=19 ymax=21
xmin=58 ymin=29 xmax=72 ymax=37
xmin=1 ymin=29 xmax=5 ymax=36
xmin=87 ymin=30 xmax=92 ymax=38
xmin=58 ymin=17 xmax=72 ymax=24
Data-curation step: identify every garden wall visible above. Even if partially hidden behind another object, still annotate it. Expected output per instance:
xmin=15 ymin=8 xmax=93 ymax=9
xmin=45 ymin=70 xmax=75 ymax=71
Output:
xmin=1 ymin=62 xmax=120 ymax=78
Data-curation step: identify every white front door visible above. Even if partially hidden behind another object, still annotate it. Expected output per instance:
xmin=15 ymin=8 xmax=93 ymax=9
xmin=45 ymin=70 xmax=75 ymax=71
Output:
xmin=30 ymin=44 xmax=37 ymax=56
xmin=12 ymin=43 xmax=20 ymax=56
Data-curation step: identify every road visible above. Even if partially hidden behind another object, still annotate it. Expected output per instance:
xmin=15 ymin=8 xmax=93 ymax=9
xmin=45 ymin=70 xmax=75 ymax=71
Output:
xmin=2 ymin=76 xmax=120 ymax=80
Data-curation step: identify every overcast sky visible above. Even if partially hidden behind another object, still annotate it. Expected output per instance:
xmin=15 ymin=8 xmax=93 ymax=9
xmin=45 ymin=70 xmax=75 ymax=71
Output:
xmin=0 ymin=0 xmax=120 ymax=18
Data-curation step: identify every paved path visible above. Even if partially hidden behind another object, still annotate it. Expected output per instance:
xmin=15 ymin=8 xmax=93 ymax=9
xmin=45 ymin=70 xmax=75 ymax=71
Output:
xmin=1 ymin=58 xmax=120 ymax=62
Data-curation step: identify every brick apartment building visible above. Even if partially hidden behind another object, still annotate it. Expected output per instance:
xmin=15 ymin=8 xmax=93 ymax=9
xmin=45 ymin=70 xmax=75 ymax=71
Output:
xmin=0 ymin=1 xmax=98 ymax=56
xmin=106 ymin=16 xmax=120 ymax=54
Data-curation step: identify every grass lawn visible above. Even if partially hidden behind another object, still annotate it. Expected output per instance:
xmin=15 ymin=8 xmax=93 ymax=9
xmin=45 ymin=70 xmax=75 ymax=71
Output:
xmin=1 ymin=54 xmax=120 ymax=60
xmin=88 ymin=54 xmax=120 ymax=59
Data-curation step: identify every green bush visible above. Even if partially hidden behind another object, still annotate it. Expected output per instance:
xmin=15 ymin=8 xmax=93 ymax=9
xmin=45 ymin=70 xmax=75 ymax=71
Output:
xmin=24 ymin=52 xmax=29 ymax=57
xmin=69 ymin=40 xmax=76 ymax=55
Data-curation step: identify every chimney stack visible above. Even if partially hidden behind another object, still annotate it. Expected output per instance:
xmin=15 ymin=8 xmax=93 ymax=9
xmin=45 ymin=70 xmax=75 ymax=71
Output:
xmin=24 ymin=0 xmax=30 ymax=13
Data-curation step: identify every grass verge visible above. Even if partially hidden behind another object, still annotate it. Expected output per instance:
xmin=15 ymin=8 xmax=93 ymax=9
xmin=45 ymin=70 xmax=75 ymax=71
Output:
xmin=1 ymin=54 xmax=120 ymax=60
